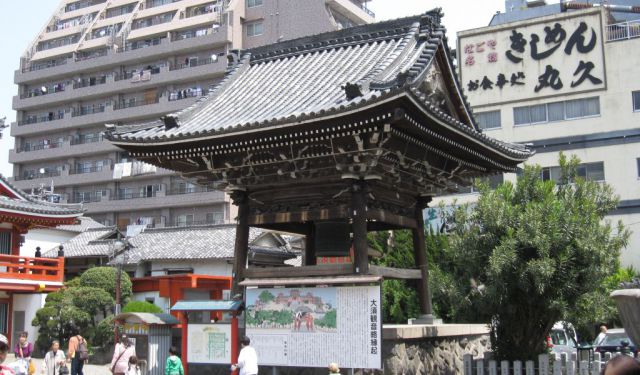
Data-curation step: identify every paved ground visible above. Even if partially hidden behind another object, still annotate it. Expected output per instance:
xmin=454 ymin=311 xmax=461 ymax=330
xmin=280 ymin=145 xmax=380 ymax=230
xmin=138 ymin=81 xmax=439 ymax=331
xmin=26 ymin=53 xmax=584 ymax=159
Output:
xmin=4 ymin=354 xmax=112 ymax=375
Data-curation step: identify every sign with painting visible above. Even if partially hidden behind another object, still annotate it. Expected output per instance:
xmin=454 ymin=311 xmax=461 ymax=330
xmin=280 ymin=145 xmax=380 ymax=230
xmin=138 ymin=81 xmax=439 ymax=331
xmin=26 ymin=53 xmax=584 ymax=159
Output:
xmin=187 ymin=324 xmax=232 ymax=364
xmin=458 ymin=10 xmax=606 ymax=106
xmin=245 ymin=285 xmax=381 ymax=369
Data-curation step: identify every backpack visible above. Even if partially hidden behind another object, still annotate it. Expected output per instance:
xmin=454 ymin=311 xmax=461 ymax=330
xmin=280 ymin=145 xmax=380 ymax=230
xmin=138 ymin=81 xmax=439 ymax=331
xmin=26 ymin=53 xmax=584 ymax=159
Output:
xmin=77 ymin=337 xmax=89 ymax=361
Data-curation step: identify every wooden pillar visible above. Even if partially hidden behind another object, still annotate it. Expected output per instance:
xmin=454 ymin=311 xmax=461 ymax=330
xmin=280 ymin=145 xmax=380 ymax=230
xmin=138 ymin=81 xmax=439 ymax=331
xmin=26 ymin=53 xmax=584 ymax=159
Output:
xmin=180 ymin=313 xmax=189 ymax=375
xmin=231 ymin=190 xmax=250 ymax=296
xmin=412 ymin=196 xmax=434 ymax=317
xmin=351 ymin=180 xmax=369 ymax=274
xmin=304 ymin=222 xmax=316 ymax=266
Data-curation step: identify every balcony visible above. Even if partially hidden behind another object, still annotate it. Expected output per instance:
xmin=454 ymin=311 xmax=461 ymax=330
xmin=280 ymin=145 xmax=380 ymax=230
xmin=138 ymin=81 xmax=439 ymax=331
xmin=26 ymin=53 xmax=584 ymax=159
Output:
xmin=12 ymin=96 xmax=199 ymax=137
xmin=326 ymin=0 xmax=375 ymax=24
xmin=16 ymin=26 xmax=232 ymax=84
xmin=83 ymin=189 xmax=227 ymax=214
xmin=12 ymin=164 xmax=115 ymax=189
xmin=606 ymin=19 xmax=640 ymax=42
xmin=0 ymin=254 xmax=64 ymax=289
xmin=9 ymin=138 xmax=118 ymax=164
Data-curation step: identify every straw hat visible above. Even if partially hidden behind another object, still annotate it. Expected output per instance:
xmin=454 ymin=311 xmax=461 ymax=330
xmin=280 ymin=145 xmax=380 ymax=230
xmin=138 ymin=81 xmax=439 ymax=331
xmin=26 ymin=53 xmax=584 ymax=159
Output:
xmin=329 ymin=363 xmax=340 ymax=373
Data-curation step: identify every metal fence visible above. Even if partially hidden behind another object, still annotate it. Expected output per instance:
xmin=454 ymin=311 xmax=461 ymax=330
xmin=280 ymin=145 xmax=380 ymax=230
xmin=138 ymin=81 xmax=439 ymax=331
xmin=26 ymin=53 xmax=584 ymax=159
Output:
xmin=606 ymin=19 xmax=640 ymax=42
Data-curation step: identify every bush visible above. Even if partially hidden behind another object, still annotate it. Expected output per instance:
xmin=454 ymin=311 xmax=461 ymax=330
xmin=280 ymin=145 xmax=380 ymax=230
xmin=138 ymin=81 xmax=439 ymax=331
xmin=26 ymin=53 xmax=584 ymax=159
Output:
xmin=122 ymin=301 xmax=163 ymax=313
xmin=93 ymin=315 xmax=115 ymax=348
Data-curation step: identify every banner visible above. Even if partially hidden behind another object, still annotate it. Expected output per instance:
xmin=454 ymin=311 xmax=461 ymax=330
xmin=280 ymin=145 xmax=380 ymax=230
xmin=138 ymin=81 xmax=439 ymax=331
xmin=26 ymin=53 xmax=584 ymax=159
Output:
xmin=245 ymin=285 xmax=381 ymax=369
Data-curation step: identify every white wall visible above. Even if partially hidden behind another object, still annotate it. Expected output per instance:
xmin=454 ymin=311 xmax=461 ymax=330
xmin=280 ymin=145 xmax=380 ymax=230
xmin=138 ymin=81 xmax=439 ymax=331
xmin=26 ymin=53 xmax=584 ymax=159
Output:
xmin=131 ymin=291 xmax=170 ymax=313
xmin=12 ymin=294 xmax=46 ymax=344
xmin=147 ymin=259 xmax=232 ymax=277
xmin=22 ymin=229 xmax=75 ymax=257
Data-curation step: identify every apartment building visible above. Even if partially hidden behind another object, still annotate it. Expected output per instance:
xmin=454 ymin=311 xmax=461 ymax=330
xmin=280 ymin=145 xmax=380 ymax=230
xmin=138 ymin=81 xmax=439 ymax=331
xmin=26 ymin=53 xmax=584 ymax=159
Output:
xmin=431 ymin=1 xmax=640 ymax=268
xmin=9 ymin=0 xmax=374 ymax=229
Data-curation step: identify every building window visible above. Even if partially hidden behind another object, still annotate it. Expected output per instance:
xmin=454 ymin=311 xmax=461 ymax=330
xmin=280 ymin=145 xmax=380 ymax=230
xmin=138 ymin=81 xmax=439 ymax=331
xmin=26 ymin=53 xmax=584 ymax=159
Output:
xmin=455 ymin=174 xmax=504 ymax=194
xmin=176 ymin=214 xmax=194 ymax=227
xmin=636 ymin=158 xmax=640 ymax=178
xmin=514 ymin=97 xmax=600 ymax=126
xmin=246 ymin=21 xmax=263 ymax=37
xmin=0 ymin=232 xmax=11 ymax=255
xmin=247 ymin=0 xmax=263 ymax=7
xmin=475 ymin=110 xmax=501 ymax=130
xmin=0 ymin=303 xmax=8 ymax=338
xmin=633 ymin=91 xmax=640 ymax=112
xmin=206 ymin=212 xmax=224 ymax=224
xmin=541 ymin=162 xmax=605 ymax=184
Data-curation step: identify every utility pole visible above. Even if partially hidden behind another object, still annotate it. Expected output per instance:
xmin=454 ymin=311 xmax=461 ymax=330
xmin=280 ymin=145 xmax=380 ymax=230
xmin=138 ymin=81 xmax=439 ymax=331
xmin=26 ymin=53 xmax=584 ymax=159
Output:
xmin=112 ymin=233 xmax=128 ymax=343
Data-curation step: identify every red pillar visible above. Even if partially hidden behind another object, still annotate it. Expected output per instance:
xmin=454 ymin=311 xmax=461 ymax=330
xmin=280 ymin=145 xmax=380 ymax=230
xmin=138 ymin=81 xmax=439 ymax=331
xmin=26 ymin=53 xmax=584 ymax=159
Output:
xmin=231 ymin=314 xmax=239 ymax=375
xmin=181 ymin=313 xmax=188 ymax=375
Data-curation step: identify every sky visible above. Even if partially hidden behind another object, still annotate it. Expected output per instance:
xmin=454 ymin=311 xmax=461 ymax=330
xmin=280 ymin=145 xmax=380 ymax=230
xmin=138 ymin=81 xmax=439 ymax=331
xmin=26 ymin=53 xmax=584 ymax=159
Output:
xmin=0 ymin=0 xmax=507 ymax=178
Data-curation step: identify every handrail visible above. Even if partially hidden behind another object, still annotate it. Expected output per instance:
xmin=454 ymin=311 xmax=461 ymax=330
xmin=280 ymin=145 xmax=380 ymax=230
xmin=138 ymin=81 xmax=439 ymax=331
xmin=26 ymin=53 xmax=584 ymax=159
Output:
xmin=606 ymin=19 xmax=640 ymax=42
xmin=0 ymin=254 xmax=64 ymax=283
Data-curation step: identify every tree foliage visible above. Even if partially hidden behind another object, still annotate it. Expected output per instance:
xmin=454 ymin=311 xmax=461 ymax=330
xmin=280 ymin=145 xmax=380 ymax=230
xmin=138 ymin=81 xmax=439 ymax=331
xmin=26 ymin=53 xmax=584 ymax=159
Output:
xmin=369 ymin=230 xmax=420 ymax=323
xmin=79 ymin=267 xmax=132 ymax=302
xmin=442 ymin=154 xmax=629 ymax=360
xmin=32 ymin=267 xmax=128 ymax=352
xmin=122 ymin=300 xmax=163 ymax=314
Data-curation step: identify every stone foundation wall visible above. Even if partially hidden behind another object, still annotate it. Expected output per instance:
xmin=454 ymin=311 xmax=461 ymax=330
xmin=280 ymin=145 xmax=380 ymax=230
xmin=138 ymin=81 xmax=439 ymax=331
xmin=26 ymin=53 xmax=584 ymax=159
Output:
xmin=382 ymin=334 xmax=490 ymax=375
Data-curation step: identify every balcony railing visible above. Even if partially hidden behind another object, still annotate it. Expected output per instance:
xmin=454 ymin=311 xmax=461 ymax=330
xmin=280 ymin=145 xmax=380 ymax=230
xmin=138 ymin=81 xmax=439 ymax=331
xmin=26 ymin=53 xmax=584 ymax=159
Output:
xmin=111 ymin=191 xmax=160 ymax=200
xmin=166 ymin=186 xmax=216 ymax=195
xmin=114 ymin=98 xmax=159 ymax=110
xmin=14 ymin=170 xmax=62 ymax=181
xmin=72 ymin=105 xmax=106 ymax=117
xmin=349 ymin=0 xmax=375 ymax=17
xmin=70 ymin=135 xmax=103 ymax=145
xmin=24 ymin=59 xmax=68 ymax=73
xmin=18 ymin=142 xmax=64 ymax=153
xmin=606 ymin=19 xmax=640 ymax=42
xmin=72 ymin=76 xmax=107 ymax=89
xmin=169 ymin=57 xmax=215 ymax=71
xmin=0 ymin=254 xmax=64 ymax=283
xmin=18 ymin=112 xmax=64 ymax=126
xmin=69 ymin=165 xmax=110 ymax=175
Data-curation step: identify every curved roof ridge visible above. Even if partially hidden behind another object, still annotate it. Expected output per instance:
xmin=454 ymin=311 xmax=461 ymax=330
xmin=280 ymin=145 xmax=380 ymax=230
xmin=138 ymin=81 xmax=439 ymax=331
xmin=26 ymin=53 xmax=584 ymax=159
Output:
xmin=248 ymin=13 xmax=427 ymax=64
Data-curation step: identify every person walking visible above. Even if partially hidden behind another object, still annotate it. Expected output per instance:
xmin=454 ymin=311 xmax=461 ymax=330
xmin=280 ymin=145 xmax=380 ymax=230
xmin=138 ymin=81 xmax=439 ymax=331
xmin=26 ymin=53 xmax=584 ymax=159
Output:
xmin=110 ymin=335 xmax=136 ymax=375
xmin=594 ymin=325 xmax=608 ymax=346
xmin=67 ymin=327 xmax=87 ymax=375
xmin=231 ymin=337 xmax=258 ymax=375
xmin=0 ymin=334 xmax=16 ymax=375
xmin=42 ymin=341 xmax=65 ymax=375
xmin=13 ymin=332 xmax=33 ymax=375
xmin=164 ymin=347 xmax=183 ymax=375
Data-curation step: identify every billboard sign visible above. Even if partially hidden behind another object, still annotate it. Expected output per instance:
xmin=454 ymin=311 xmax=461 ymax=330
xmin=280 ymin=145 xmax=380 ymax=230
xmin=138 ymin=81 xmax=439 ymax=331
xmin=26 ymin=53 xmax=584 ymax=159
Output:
xmin=187 ymin=324 xmax=232 ymax=364
xmin=458 ymin=10 xmax=606 ymax=106
xmin=245 ymin=285 xmax=381 ymax=369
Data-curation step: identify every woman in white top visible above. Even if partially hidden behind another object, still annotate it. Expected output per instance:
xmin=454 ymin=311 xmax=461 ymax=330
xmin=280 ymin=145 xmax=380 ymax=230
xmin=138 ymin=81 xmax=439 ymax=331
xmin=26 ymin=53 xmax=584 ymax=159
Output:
xmin=42 ymin=341 xmax=65 ymax=375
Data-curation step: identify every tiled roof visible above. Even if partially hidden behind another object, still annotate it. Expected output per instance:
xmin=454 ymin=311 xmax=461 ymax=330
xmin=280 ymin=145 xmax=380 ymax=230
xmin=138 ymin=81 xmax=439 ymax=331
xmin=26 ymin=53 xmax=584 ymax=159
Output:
xmin=0 ymin=174 xmax=84 ymax=218
xmin=121 ymin=224 xmax=284 ymax=264
xmin=42 ymin=227 xmax=119 ymax=258
xmin=55 ymin=217 xmax=105 ymax=233
xmin=106 ymin=10 xmax=532 ymax=160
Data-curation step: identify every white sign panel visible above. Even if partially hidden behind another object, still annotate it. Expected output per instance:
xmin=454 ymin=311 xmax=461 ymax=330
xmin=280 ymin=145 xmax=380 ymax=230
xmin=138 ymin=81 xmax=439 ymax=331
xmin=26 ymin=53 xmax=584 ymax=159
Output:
xmin=458 ymin=10 xmax=605 ymax=106
xmin=187 ymin=324 xmax=232 ymax=364
xmin=246 ymin=285 xmax=381 ymax=369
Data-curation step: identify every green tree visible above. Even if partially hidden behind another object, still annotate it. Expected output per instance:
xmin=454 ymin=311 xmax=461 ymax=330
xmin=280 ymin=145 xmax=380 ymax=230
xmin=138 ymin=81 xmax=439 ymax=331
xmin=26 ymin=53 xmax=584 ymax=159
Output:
xmin=122 ymin=300 xmax=163 ymax=313
xmin=369 ymin=230 xmax=420 ymax=323
xmin=33 ymin=267 xmax=129 ymax=351
xmin=567 ymin=266 xmax=638 ymax=342
xmin=80 ymin=267 xmax=132 ymax=302
xmin=443 ymin=154 xmax=629 ymax=361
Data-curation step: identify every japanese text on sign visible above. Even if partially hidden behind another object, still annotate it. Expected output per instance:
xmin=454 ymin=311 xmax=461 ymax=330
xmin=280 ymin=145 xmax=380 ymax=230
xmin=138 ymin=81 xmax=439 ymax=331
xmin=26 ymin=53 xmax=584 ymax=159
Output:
xmin=459 ymin=11 xmax=605 ymax=106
